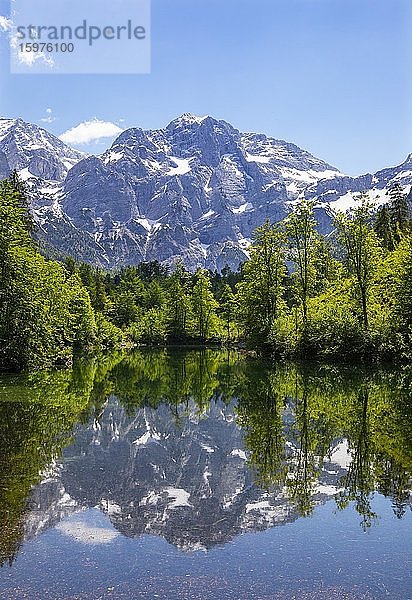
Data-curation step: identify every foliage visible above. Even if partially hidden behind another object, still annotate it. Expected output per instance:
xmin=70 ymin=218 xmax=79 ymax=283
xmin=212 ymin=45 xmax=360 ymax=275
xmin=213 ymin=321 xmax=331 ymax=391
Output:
xmin=0 ymin=175 xmax=101 ymax=370
xmin=237 ymin=220 xmax=287 ymax=348
xmin=235 ymin=359 xmax=412 ymax=528
xmin=1 ymin=173 xmax=412 ymax=368
xmin=335 ymin=194 xmax=382 ymax=331
xmin=285 ymin=200 xmax=319 ymax=328
xmin=190 ymin=269 xmax=219 ymax=340
xmin=0 ymin=349 xmax=411 ymax=565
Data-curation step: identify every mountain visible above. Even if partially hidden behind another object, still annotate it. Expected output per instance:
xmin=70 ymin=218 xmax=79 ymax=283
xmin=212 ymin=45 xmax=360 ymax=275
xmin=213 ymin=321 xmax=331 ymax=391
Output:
xmin=23 ymin=396 xmax=350 ymax=552
xmin=0 ymin=118 xmax=103 ymax=262
xmin=0 ymin=115 xmax=411 ymax=271
xmin=58 ymin=113 xmax=342 ymax=270
xmin=0 ymin=118 xmax=82 ymax=179
xmin=303 ymin=152 xmax=412 ymax=221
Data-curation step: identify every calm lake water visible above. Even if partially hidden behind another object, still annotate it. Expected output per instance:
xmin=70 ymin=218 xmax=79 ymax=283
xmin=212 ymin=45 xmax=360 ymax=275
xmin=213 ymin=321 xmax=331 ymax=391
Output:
xmin=0 ymin=349 xmax=411 ymax=600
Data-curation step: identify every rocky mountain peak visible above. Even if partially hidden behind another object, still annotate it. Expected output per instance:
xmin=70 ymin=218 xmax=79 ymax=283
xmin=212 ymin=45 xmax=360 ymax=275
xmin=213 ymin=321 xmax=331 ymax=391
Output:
xmin=166 ymin=113 xmax=210 ymax=128
xmin=0 ymin=114 xmax=410 ymax=271
xmin=0 ymin=117 xmax=83 ymax=181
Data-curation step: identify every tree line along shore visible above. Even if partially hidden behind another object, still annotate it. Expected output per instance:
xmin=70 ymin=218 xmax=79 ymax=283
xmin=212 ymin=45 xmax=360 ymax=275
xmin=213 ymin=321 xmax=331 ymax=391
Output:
xmin=0 ymin=173 xmax=411 ymax=371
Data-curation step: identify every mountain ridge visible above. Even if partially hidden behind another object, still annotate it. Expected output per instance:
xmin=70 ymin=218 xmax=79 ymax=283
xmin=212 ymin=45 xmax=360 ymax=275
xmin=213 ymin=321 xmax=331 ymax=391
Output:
xmin=0 ymin=114 xmax=410 ymax=271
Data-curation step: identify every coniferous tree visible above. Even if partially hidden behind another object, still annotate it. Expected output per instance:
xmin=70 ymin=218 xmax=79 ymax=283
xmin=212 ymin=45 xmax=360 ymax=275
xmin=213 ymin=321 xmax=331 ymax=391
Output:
xmin=374 ymin=205 xmax=394 ymax=250
xmin=388 ymin=183 xmax=410 ymax=244
xmin=166 ymin=263 xmax=191 ymax=340
xmin=93 ymin=270 xmax=108 ymax=312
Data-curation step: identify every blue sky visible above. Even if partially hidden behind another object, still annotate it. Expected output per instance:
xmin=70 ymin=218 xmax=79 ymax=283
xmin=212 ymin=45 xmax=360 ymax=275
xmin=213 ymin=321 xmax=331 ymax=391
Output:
xmin=0 ymin=0 xmax=410 ymax=175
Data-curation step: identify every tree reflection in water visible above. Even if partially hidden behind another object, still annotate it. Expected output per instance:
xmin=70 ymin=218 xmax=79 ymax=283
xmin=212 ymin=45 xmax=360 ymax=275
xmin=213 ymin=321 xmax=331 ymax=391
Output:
xmin=0 ymin=349 xmax=410 ymax=565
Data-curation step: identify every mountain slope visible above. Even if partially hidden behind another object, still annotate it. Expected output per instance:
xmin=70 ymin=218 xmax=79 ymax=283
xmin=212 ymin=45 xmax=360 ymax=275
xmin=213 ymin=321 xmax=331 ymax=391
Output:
xmin=0 ymin=118 xmax=82 ymax=180
xmin=58 ymin=113 xmax=343 ymax=270
xmin=0 ymin=118 xmax=109 ymax=264
xmin=303 ymin=153 xmax=412 ymax=214
xmin=1 ymin=115 xmax=410 ymax=271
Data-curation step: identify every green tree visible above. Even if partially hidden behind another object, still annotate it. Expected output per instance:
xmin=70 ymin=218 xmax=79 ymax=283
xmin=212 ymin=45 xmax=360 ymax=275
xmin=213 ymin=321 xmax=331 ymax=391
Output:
xmin=312 ymin=236 xmax=342 ymax=293
xmin=237 ymin=220 xmax=286 ymax=347
xmin=165 ymin=265 xmax=192 ymax=340
xmin=285 ymin=200 xmax=319 ymax=329
xmin=144 ymin=280 xmax=166 ymax=310
xmin=388 ymin=183 xmax=410 ymax=243
xmin=219 ymin=284 xmax=238 ymax=340
xmin=190 ymin=270 xmax=219 ymax=341
xmin=335 ymin=195 xmax=382 ymax=331
xmin=374 ymin=205 xmax=394 ymax=250
xmin=93 ymin=270 xmax=108 ymax=312
xmin=392 ymin=237 xmax=412 ymax=345
xmin=0 ymin=175 xmax=98 ymax=370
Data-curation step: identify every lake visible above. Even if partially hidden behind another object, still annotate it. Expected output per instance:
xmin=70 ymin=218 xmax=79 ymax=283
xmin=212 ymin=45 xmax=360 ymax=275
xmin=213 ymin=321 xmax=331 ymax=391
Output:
xmin=0 ymin=349 xmax=411 ymax=600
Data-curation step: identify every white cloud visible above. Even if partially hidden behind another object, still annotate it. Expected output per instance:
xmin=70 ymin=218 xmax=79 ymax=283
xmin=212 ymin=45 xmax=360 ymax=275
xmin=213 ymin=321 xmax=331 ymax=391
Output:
xmin=56 ymin=519 xmax=119 ymax=545
xmin=3 ymin=14 xmax=55 ymax=70
xmin=40 ymin=107 xmax=56 ymax=124
xmin=0 ymin=15 xmax=12 ymax=32
xmin=14 ymin=47 xmax=54 ymax=68
xmin=59 ymin=119 xmax=124 ymax=145
xmin=10 ymin=30 xmax=55 ymax=69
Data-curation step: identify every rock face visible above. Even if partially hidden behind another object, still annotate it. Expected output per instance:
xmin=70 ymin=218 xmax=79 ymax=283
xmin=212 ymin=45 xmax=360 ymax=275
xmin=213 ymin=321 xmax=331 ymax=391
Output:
xmin=303 ymin=153 xmax=412 ymax=216
xmin=0 ymin=115 xmax=411 ymax=271
xmin=0 ymin=150 xmax=10 ymax=180
xmin=0 ymin=118 xmax=82 ymax=178
xmin=24 ymin=396 xmax=350 ymax=552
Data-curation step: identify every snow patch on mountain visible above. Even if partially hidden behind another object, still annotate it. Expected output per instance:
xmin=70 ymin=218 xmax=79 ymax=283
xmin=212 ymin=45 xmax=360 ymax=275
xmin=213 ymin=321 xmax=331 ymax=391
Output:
xmin=167 ymin=156 xmax=194 ymax=176
xmin=1 ymin=115 xmax=410 ymax=271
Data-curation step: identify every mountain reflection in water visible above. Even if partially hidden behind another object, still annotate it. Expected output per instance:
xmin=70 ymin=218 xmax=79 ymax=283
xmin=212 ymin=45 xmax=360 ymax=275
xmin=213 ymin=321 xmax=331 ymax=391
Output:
xmin=0 ymin=349 xmax=411 ymax=566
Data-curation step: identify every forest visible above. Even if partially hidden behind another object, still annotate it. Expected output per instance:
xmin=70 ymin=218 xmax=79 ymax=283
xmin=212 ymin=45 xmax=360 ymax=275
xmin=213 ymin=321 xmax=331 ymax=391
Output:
xmin=0 ymin=172 xmax=411 ymax=371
